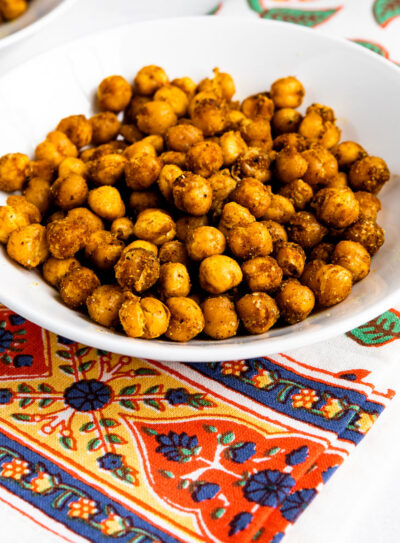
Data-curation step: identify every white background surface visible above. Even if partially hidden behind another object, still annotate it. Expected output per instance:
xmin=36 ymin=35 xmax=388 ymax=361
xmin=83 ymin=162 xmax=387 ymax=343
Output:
xmin=1 ymin=1 xmax=400 ymax=542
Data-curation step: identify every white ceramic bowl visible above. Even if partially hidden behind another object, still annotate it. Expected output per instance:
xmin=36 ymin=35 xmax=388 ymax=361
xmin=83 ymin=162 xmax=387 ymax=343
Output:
xmin=0 ymin=16 xmax=400 ymax=361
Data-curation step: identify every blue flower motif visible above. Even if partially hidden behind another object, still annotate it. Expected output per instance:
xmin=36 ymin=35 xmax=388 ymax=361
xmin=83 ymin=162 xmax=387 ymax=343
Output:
xmin=0 ymin=329 xmax=13 ymax=353
xmin=191 ymin=482 xmax=220 ymax=502
xmin=165 ymin=388 xmax=189 ymax=405
xmin=242 ymin=358 xmax=264 ymax=379
xmin=229 ymin=442 xmax=256 ymax=464
xmin=0 ymin=389 xmax=13 ymax=405
xmin=57 ymin=335 xmax=75 ymax=345
xmin=271 ymin=532 xmax=285 ymax=543
xmin=229 ymin=512 xmax=253 ymax=535
xmin=280 ymin=488 xmax=317 ymax=522
xmin=156 ymin=431 xmax=198 ymax=462
xmin=321 ymin=465 xmax=338 ymax=484
xmin=9 ymin=314 xmax=26 ymax=326
xmin=13 ymin=355 xmax=33 ymax=368
xmin=97 ymin=453 xmax=123 ymax=470
xmin=64 ymin=380 xmax=112 ymax=411
xmin=285 ymin=446 xmax=309 ymax=466
xmin=243 ymin=469 xmax=295 ymax=507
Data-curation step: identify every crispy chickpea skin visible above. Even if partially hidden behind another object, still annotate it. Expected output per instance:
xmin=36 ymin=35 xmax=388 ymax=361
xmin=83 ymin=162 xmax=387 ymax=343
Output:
xmin=46 ymin=218 xmax=88 ymax=258
xmin=30 ymin=160 xmax=55 ymax=182
xmin=300 ymin=259 xmax=325 ymax=292
xmin=157 ymin=164 xmax=183 ymax=202
xmin=176 ymin=215 xmax=209 ymax=242
xmin=262 ymin=194 xmax=295 ymax=224
xmin=186 ymin=141 xmax=223 ymax=178
xmin=119 ymin=293 xmax=170 ymax=339
xmin=133 ymin=209 xmax=176 ymax=245
xmin=272 ymin=108 xmax=302 ymax=135
xmin=279 ymin=179 xmax=313 ymax=211
xmin=129 ymin=190 xmax=162 ymax=214
xmin=97 ymin=75 xmax=132 ymax=112
xmin=166 ymin=124 xmax=203 ymax=153
xmin=274 ymin=133 xmax=307 ymax=152
xmin=354 ymin=191 xmax=381 ymax=220
xmin=114 ymin=248 xmax=160 ymax=292
xmin=88 ymin=154 xmax=126 ymax=186
xmin=218 ymin=202 xmax=255 ymax=237
xmin=171 ymin=77 xmax=197 ymax=99
xmin=331 ymin=240 xmax=371 ymax=282
xmin=270 ymin=76 xmax=305 ymax=109
xmin=67 ymin=207 xmax=104 ymax=233
xmin=56 ymin=115 xmax=92 ymax=149
xmin=119 ymin=124 xmax=143 ymax=144
xmin=199 ymin=255 xmax=242 ymax=294
xmin=229 ymin=222 xmax=273 ymax=260
xmin=189 ymin=91 xmax=227 ymax=136
xmin=299 ymin=110 xmax=341 ymax=149
xmin=164 ymin=297 xmax=204 ymax=342
xmin=230 ymin=177 xmax=272 ymax=218
xmin=236 ymin=292 xmax=279 ymax=334
xmin=232 ymin=148 xmax=271 ymax=183
xmin=302 ymin=145 xmax=338 ymax=186
xmin=313 ymin=264 xmax=353 ymax=307
xmin=198 ymin=68 xmax=235 ymax=101
xmin=276 ymin=279 xmax=315 ymax=324
xmin=274 ymin=241 xmax=306 ymax=278
xmin=35 ymin=131 xmax=78 ymax=168
xmin=42 ymin=257 xmax=80 ymax=287
xmin=82 ymin=141 xmax=126 ymax=162
xmin=159 ymin=240 xmax=189 ymax=265
xmin=334 ymin=141 xmax=367 ymax=170
xmin=124 ymin=155 xmax=162 ymax=190
xmin=134 ymin=65 xmax=169 ymax=96
xmin=124 ymin=240 xmax=157 ymax=256
xmin=326 ymin=172 xmax=348 ymax=189
xmin=241 ymin=93 xmax=274 ymax=121
xmin=208 ymin=170 xmax=237 ymax=204
xmin=201 ymin=296 xmax=239 ymax=339
xmin=242 ymin=256 xmax=283 ymax=292
xmin=90 ymin=112 xmax=121 ymax=144
xmin=0 ymin=153 xmax=30 ymax=192
xmin=58 ymin=157 xmax=87 ymax=178
xmin=154 ymin=84 xmax=188 ymax=116
xmin=158 ymin=262 xmax=191 ymax=298
xmin=219 ymin=130 xmax=247 ymax=167
xmin=51 ymin=174 xmax=88 ymax=210
xmin=348 ymin=156 xmax=390 ymax=194
xmin=88 ymin=186 xmax=125 ymax=221
xmin=240 ymin=118 xmax=272 ymax=151
xmin=86 ymin=285 xmax=124 ymax=328
xmin=59 ymin=267 xmax=100 ymax=309
xmin=137 ymin=101 xmax=177 ymax=136
xmin=123 ymin=140 xmax=156 ymax=160
xmin=261 ymin=220 xmax=288 ymax=244
xmin=275 ymin=146 xmax=308 ymax=183
xmin=6 ymin=224 xmax=48 ymax=269
xmin=186 ymin=226 xmax=226 ymax=261
xmin=310 ymin=242 xmax=334 ymax=262
xmin=0 ymin=0 xmax=27 ymax=20
xmin=85 ymin=230 xmax=124 ymax=270
xmin=287 ymin=211 xmax=328 ymax=249
xmin=344 ymin=218 xmax=385 ymax=255
xmin=172 ymin=173 xmax=213 ymax=216
xmin=312 ymin=187 xmax=359 ymax=228
xmin=6 ymin=195 xmax=41 ymax=223
xmin=160 ymin=151 xmax=186 ymax=168
xmin=111 ymin=217 xmax=135 ymax=240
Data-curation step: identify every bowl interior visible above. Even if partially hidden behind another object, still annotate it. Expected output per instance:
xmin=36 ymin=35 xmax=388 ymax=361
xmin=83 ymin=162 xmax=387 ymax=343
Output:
xmin=0 ymin=17 xmax=400 ymax=361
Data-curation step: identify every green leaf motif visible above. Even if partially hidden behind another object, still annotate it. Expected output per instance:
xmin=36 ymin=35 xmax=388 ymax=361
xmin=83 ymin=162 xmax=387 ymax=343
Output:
xmin=207 ymin=3 xmax=222 ymax=15
xmin=78 ymin=361 xmax=95 ymax=372
xmin=144 ymin=385 xmax=161 ymax=394
xmin=266 ymin=446 xmax=280 ymax=456
xmin=119 ymin=385 xmax=138 ymax=395
xmin=79 ymin=422 xmax=95 ymax=433
xmin=203 ymin=424 xmax=218 ymax=433
xmin=142 ymin=427 xmax=158 ymax=436
xmin=144 ymin=399 xmax=163 ymax=411
xmin=373 ymin=0 xmax=400 ymax=27
xmin=39 ymin=399 xmax=54 ymax=408
xmin=352 ymin=39 xmax=388 ymax=58
xmin=60 ymin=436 xmax=73 ymax=450
xmin=18 ymin=384 xmax=33 ymax=393
xmin=247 ymin=0 xmax=263 ymax=13
xmin=119 ymin=400 xmax=137 ymax=410
xmin=1 ymin=354 xmax=11 ymax=365
xmin=261 ymin=8 xmax=340 ymax=27
xmin=220 ymin=431 xmax=235 ymax=444
xmin=38 ymin=383 xmax=52 ymax=393
xmin=347 ymin=310 xmax=400 ymax=346
xmin=211 ymin=507 xmax=226 ymax=519
xmin=134 ymin=367 xmax=158 ymax=376
xmin=105 ymin=434 xmax=124 ymax=444
xmin=100 ymin=418 xmax=118 ymax=428
xmin=87 ymin=438 xmax=102 ymax=451
xmin=76 ymin=347 xmax=90 ymax=357
xmin=59 ymin=364 xmax=74 ymax=375
xmin=19 ymin=398 xmax=34 ymax=408
xmin=56 ymin=350 xmax=71 ymax=359
xmin=158 ymin=469 xmax=175 ymax=479
xmin=11 ymin=414 xmax=30 ymax=421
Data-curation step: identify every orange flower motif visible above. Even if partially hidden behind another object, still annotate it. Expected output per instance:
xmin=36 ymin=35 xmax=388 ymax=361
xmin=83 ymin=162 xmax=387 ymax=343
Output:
xmin=221 ymin=360 xmax=248 ymax=377
xmin=253 ymin=370 xmax=273 ymax=388
xmin=100 ymin=513 xmax=126 ymax=536
xmin=291 ymin=389 xmax=319 ymax=409
xmin=30 ymin=472 xmax=55 ymax=494
xmin=68 ymin=498 xmax=98 ymax=520
xmin=1 ymin=459 xmax=30 ymax=480
xmin=320 ymin=398 xmax=343 ymax=419
xmin=354 ymin=412 xmax=377 ymax=434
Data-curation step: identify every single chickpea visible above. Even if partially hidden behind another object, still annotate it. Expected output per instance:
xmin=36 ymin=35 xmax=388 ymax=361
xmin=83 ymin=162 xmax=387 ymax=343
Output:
xmin=260 ymin=220 xmax=288 ymax=244
xmin=306 ymin=103 xmax=336 ymax=122
xmin=158 ymin=262 xmax=191 ymax=298
xmin=88 ymin=186 xmax=125 ymax=221
xmin=46 ymin=218 xmax=88 ymax=258
xmin=230 ymin=178 xmax=272 ymax=218
xmin=218 ymin=202 xmax=255 ymax=237
xmin=166 ymin=124 xmax=203 ymax=153
xmin=165 ymin=297 xmax=204 ymax=342
xmin=119 ymin=293 xmax=171 ymax=339
xmin=313 ymin=264 xmax=353 ymax=307
xmin=312 ymin=187 xmax=359 ymax=228
xmin=279 ymin=179 xmax=313 ymax=211
xmin=119 ymin=124 xmax=143 ymax=144
xmin=123 ymin=140 xmax=157 ymax=160
xmin=67 ymin=207 xmax=104 ymax=233
xmin=86 ymin=285 xmax=124 ymax=328
xmin=58 ymin=157 xmax=87 ymax=178
xmin=300 ymin=259 xmax=325 ymax=292
xmin=226 ymin=109 xmax=247 ymax=130
xmin=198 ymin=68 xmax=236 ymax=101
xmin=172 ymin=173 xmax=213 ymax=216
xmin=229 ymin=222 xmax=273 ymax=260
xmin=133 ymin=208 xmax=176 ymax=245
xmin=0 ymin=153 xmax=30 ymax=192
xmin=301 ymin=145 xmax=338 ymax=186
xmin=344 ymin=218 xmax=384 ymax=255
xmin=199 ymin=255 xmax=242 ymax=294
xmin=56 ymin=115 xmax=92 ymax=149
xmin=6 ymin=223 xmax=47 ymax=269
xmin=299 ymin=111 xmax=341 ymax=149
xmin=85 ymin=230 xmax=124 ymax=270
xmin=348 ymin=156 xmax=390 ymax=194
xmin=262 ymin=194 xmax=295 ymax=224
xmin=208 ymin=170 xmax=237 ymax=205
xmin=46 ymin=210 xmax=65 ymax=224
xmin=326 ymin=172 xmax=348 ymax=189
xmin=115 ymin=248 xmax=160 ymax=292
xmin=90 ymin=112 xmax=121 ymax=145
xmin=186 ymin=226 xmax=226 ymax=261
xmin=186 ymin=141 xmax=224 ymax=178
xmin=276 ymin=279 xmax=315 ymax=324
xmin=219 ymin=130 xmax=248 ymax=166
xmin=134 ymin=65 xmax=169 ymax=96
xmin=129 ymin=190 xmax=162 ymax=214
xmin=241 ymin=93 xmax=274 ymax=121
xmin=331 ymin=240 xmax=371 ymax=282
xmin=274 ymin=241 xmax=306 ymax=278
xmin=141 ymin=135 xmax=164 ymax=153
xmin=275 ymin=146 xmax=308 ymax=184
xmin=124 ymin=155 xmax=162 ymax=190
xmin=270 ymin=76 xmax=305 ymax=109
xmin=310 ymin=242 xmax=335 ymax=262
xmin=171 ymin=76 xmax=197 ymax=99
xmin=287 ymin=211 xmax=328 ymax=248
xmin=189 ymin=91 xmax=227 ymax=136
xmin=242 ymin=256 xmax=283 ymax=292
xmin=236 ymin=292 xmax=279 ymax=334
xmin=202 ymin=296 xmax=239 ymax=339
xmin=59 ymin=267 xmax=100 ymax=309
xmin=83 ymin=141 xmax=126 ymax=162
xmin=118 ymin=293 xmax=144 ymax=337
xmin=232 ymin=147 xmax=271 ymax=183
xmin=158 ymin=164 xmax=183 ymax=201
xmin=273 ymin=133 xmax=307 ymax=152
xmin=35 ymin=131 xmax=78 ymax=167
xmin=123 ymin=240 xmax=158 ymax=256
xmin=42 ymin=257 xmax=80 ymax=287
xmin=154 ymin=84 xmax=188 ymax=116
xmin=88 ymin=154 xmax=127 ymax=186
xmin=354 ymin=191 xmax=381 ymax=220
xmin=159 ymin=240 xmax=189 ymax=266
xmin=0 ymin=0 xmax=27 ymax=20
xmin=97 ymin=75 xmax=132 ymax=112
xmin=241 ymin=118 xmax=273 ymax=150
xmin=137 ymin=101 xmax=177 ymax=135
xmin=30 ymin=160 xmax=55 ymax=183
xmin=334 ymin=141 xmax=368 ymax=170
xmin=51 ymin=174 xmax=88 ymax=210
xmin=110 ymin=217 xmax=135 ymax=240
xmin=272 ymin=108 xmax=302 ymax=134
xmin=159 ymin=151 xmax=187 ymax=168
xmin=176 ymin=215 xmax=209 ymax=242
xmin=6 ymin=195 xmax=41 ymax=223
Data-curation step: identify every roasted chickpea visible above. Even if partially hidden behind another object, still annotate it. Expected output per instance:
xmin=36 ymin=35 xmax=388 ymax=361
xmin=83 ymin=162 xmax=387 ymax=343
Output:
xmin=119 ymin=124 xmax=143 ymax=144
xmin=219 ymin=130 xmax=247 ymax=166
xmin=165 ymin=297 xmax=204 ymax=342
xmin=165 ymin=124 xmax=203 ymax=153
xmin=35 ymin=131 xmax=78 ymax=168
xmin=354 ymin=191 xmax=381 ymax=220
xmin=157 ymin=164 xmax=183 ymax=202
xmin=88 ymin=186 xmax=125 ymax=221
xmin=97 ymin=75 xmax=132 ymax=112
xmin=129 ymin=190 xmax=162 ymax=214
xmin=172 ymin=173 xmax=212 ymax=216
xmin=82 ymin=141 xmax=126 ymax=162
xmin=348 ymin=156 xmax=390 ymax=194
xmin=46 ymin=218 xmax=87 ymax=258
xmin=300 ymin=259 xmax=325 ymax=292
xmin=0 ymin=153 xmax=30 ymax=192
xmin=310 ymin=242 xmax=334 ymax=262
xmin=143 ymin=296 xmax=172 ymax=339
xmin=260 ymin=220 xmax=288 ymax=244
xmin=123 ymin=140 xmax=157 ymax=160
xmin=276 ymin=279 xmax=315 ymax=324
xmin=6 ymin=223 xmax=47 ymax=268
xmin=58 ymin=157 xmax=87 ymax=178
xmin=272 ymin=108 xmax=302 ymax=134
xmin=186 ymin=141 xmax=223 ymax=178
xmin=159 ymin=151 xmax=186 ymax=168
xmin=262 ymin=194 xmax=295 ymax=224
xmin=110 ymin=217 xmax=135 ymax=240
xmin=158 ymin=262 xmax=191 ymax=298
xmin=331 ymin=240 xmax=370 ymax=282
xmin=242 ymin=256 xmax=283 ymax=292
xmin=229 ymin=222 xmax=273 ymax=260
xmin=313 ymin=264 xmax=353 ymax=307
xmin=274 ymin=241 xmax=306 ymax=278
xmin=240 ymin=118 xmax=272 ymax=151
xmin=229 ymin=177 xmax=271 ymax=218
xmin=85 ymin=230 xmax=124 ymax=270
xmin=6 ymin=195 xmax=41 ymax=223
xmin=90 ymin=112 xmax=121 ymax=145
xmin=189 ymin=91 xmax=227 ymax=136
xmin=133 ymin=208 xmax=176 ymax=245
xmin=0 ymin=0 xmax=27 ymax=20
xmin=114 ymin=248 xmax=160 ymax=292
xmin=124 ymin=155 xmax=162 ymax=190
xmin=154 ymin=84 xmax=188 ymax=116
xmin=241 ymin=93 xmax=274 ymax=121
xmin=46 ymin=210 xmax=66 ymax=224
xmin=312 ymin=187 xmax=359 ymax=228
xmin=344 ymin=218 xmax=384 ymax=255
xmin=137 ymin=101 xmax=177 ymax=136
xmin=218 ymin=202 xmax=255 ymax=237
xmin=186 ymin=226 xmax=226 ymax=261
xmin=171 ymin=76 xmax=197 ymax=99
xmin=67 ymin=207 xmax=104 ymax=233
xmin=176 ymin=215 xmax=209 ymax=242
xmin=208 ymin=171 xmax=237 ymax=212
xmin=56 ymin=115 xmax=92 ymax=149
xmin=42 ymin=257 xmax=80 ymax=287
xmin=30 ymin=160 xmax=55 ymax=183
xmin=232 ymin=147 xmax=271 ymax=183
xmin=124 ymin=240 xmax=158 ymax=256
xmin=270 ymin=76 xmax=305 ymax=109
xmin=334 ymin=141 xmax=367 ymax=170
xmin=302 ymin=145 xmax=338 ymax=186
xmin=158 ymin=240 xmax=188 ymax=266
xmin=202 ymin=296 xmax=239 ymax=339
xmin=236 ymin=292 xmax=279 ymax=334
xmin=51 ymin=174 xmax=88 ymax=210
xmin=287 ymin=211 xmax=328 ymax=249
xmin=274 ymin=133 xmax=307 ymax=152
xmin=86 ymin=285 xmax=124 ymax=328
xmin=87 ymin=154 xmax=126 ymax=186
xmin=278 ymin=179 xmax=313 ymax=211
xmin=299 ymin=111 xmax=341 ymax=149
xmin=198 ymin=68 xmax=235 ymax=101
xmin=59 ymin=267 xmax=100 ymax=309
xmin=226 ymin=110 xmax=247 ymax=130
xmin=199 ymin=255 xmax=242 ymax=294
xmin=134 ymin=65 xmax=169 ymax=96
xmin=275 ymin=146 xmax=308 ymax=184
xmin=326 ymin=172 xmax=348 ymax=189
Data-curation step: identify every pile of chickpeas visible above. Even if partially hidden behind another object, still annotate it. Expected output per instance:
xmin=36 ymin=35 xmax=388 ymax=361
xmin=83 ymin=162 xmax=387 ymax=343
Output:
xmin=0 ymin=0 xmax=29 ymax=23
xmin=0 ymin=66 xmax=390 ymax=342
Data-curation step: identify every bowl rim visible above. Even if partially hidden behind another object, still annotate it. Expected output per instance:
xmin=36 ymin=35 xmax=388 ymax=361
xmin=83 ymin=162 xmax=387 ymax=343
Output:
xmin=1 ymin=15 xmax=400 ymax=361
